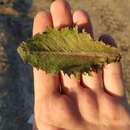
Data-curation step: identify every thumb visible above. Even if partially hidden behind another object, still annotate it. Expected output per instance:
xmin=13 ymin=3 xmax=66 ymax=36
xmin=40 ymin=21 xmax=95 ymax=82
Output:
xmin=99 ymin=34 xmax=125 ymax=97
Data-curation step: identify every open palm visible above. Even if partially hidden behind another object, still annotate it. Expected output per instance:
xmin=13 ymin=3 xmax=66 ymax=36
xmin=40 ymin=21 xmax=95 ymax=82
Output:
xmin=33 ymin=0 xmax=130 ymax=130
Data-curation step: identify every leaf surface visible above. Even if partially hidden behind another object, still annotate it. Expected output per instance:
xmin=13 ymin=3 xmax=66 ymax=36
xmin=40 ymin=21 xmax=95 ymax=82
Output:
xmin=17 ymin=27 xmax=121 ymax=74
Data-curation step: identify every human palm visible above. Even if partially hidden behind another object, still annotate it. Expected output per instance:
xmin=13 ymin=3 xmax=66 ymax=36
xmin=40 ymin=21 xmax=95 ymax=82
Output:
xmin=33 ymin=0 xmax=130 ymax=130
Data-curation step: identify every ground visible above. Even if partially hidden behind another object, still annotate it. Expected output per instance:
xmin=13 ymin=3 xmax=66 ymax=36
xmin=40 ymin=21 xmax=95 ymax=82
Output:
xmin=0 ymin=0 xmax=130 ymax=130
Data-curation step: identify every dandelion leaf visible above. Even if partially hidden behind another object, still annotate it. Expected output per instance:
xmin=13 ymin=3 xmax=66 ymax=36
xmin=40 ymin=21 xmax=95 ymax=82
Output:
xmin=17 ymin=27 xmax=121 ymax=74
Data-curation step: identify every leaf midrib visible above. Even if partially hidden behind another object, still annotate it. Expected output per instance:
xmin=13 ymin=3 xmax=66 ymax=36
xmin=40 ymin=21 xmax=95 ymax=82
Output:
xmin=29 ymin=51 xmax=120 ymax=58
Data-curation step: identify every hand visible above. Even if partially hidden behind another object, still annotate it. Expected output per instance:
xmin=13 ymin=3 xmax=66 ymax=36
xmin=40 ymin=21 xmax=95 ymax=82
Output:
xmin=32 ymin=0 xmax=130 ymax=130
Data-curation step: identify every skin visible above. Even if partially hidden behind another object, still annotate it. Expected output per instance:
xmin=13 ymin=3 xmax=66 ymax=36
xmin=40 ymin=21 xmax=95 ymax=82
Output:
xmin=32 ymin=0 xmax=130 ymax=130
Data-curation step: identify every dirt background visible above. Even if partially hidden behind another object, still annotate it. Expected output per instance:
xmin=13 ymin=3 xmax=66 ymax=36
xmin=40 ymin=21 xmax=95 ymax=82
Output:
xmin=0 ymin=0 xmax=130 ymax=130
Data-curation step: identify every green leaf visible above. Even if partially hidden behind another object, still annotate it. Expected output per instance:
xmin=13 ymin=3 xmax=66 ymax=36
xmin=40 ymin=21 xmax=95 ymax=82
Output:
xmin=17 ymin=27 xmax=121 ymax=74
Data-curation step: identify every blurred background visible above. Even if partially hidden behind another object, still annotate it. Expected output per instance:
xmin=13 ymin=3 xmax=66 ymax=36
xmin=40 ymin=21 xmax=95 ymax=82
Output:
xmin=0 ymin=0 xmax=130 ymax=129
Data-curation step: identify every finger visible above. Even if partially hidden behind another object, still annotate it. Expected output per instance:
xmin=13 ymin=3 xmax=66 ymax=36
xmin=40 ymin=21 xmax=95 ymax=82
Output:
xmin=50 ymin=0 xmax=73 ymax=28
xmin=82 ymin=70 xmax=104 ymax=93
xmin=50 ymin=0 xmax=77 ymax=94
xmin=60 ymin=71 xmax=81 ymax=93
xmin=73 ymin=9 xmax=94 ymax=38
xmin=73 ymin=10 xmax=103 ymax=92
xmin=33 ymin=12 xmax=60 ymax=100
xmin=99 ymin=34 xmax=125 ymax=97
xmin=34 ymin=69 xmax=60 ymax=100
xmin=33 ymin=11 xmax=53 ymax=35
